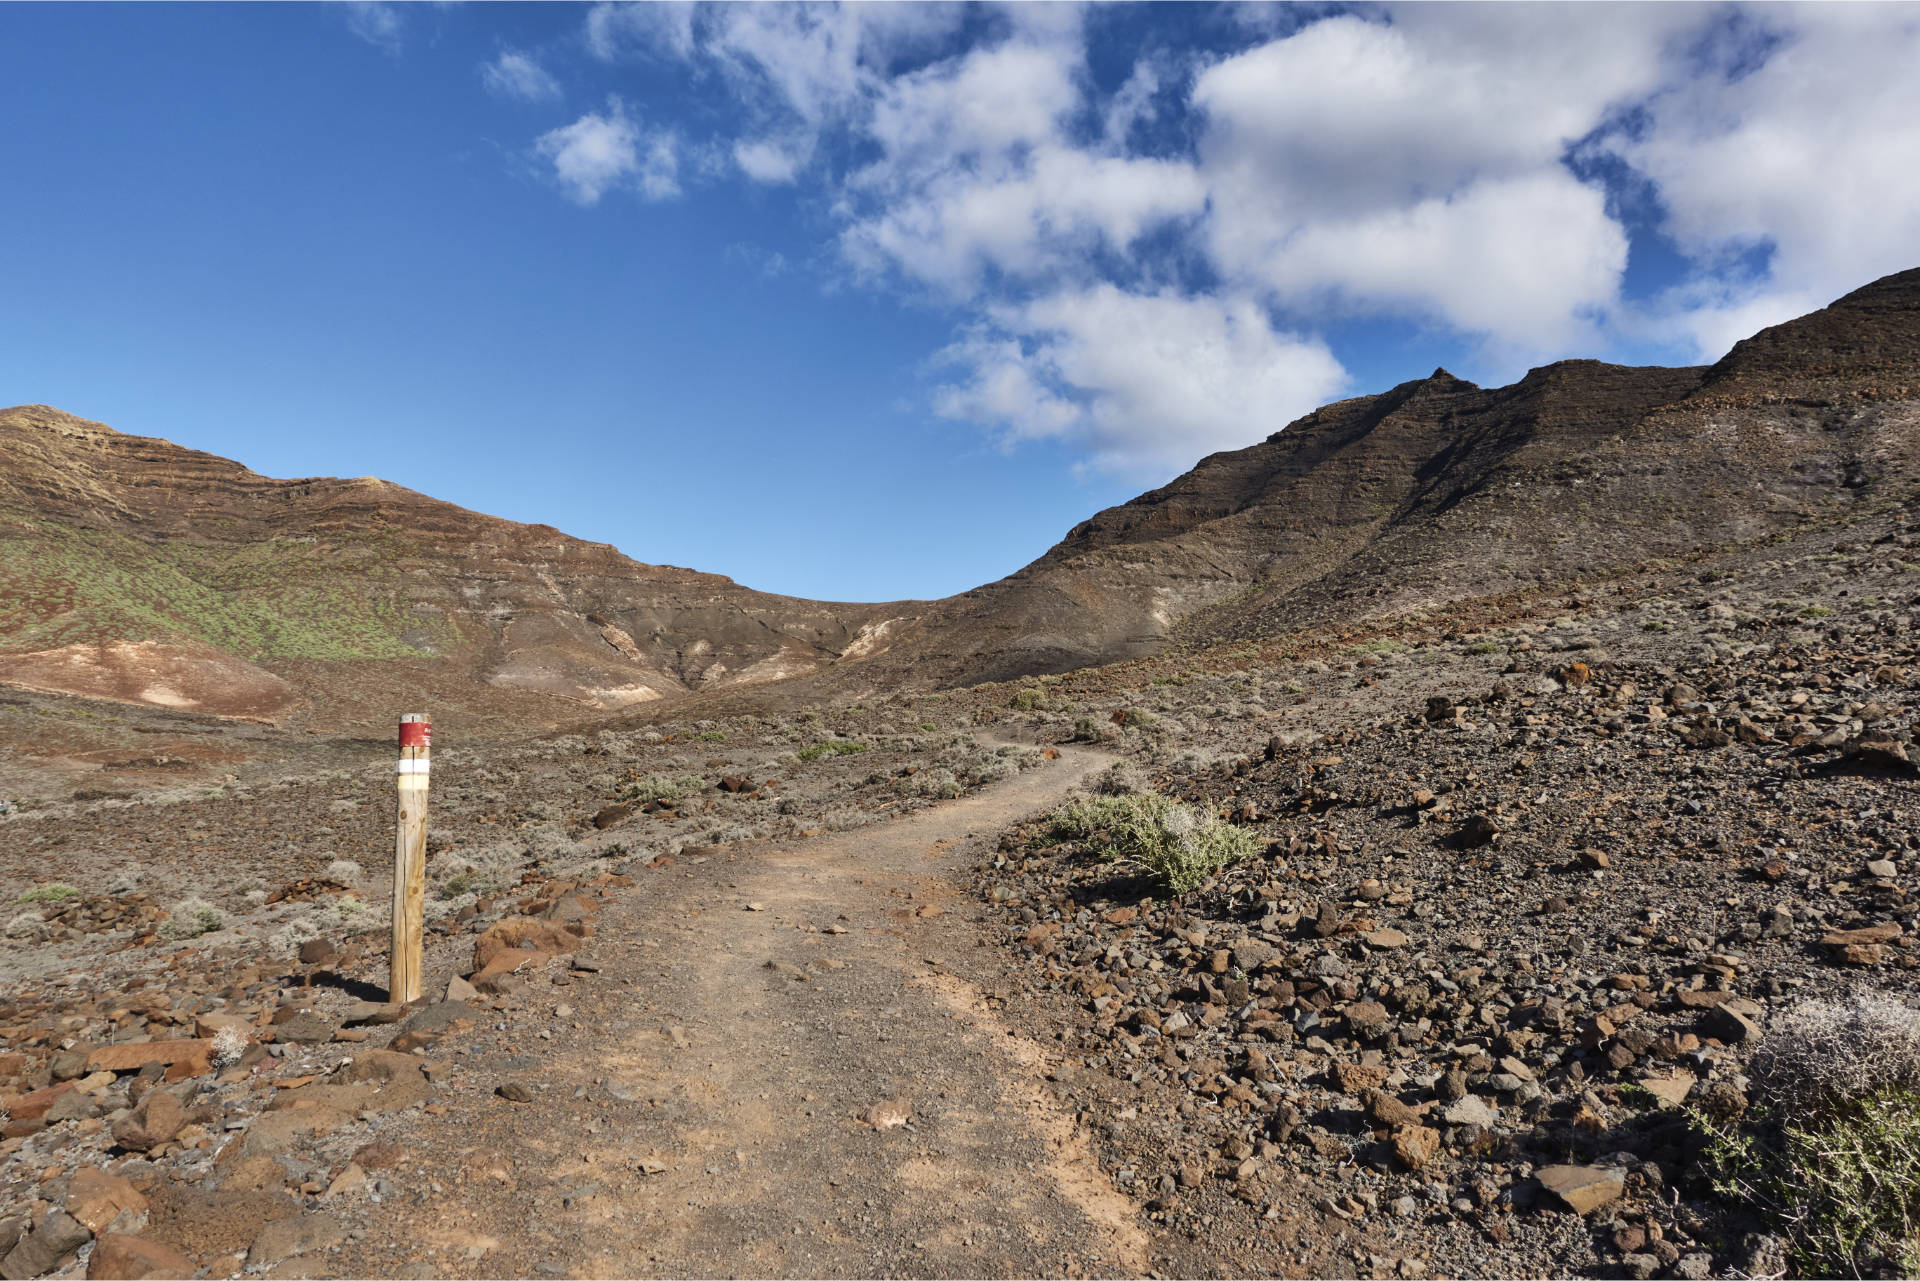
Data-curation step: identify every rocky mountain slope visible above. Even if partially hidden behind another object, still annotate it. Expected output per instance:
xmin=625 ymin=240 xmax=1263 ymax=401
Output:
xmin=868 ymin=268 xmax=1920 ymax=688
xmin=0 ymin=405 xmax=913 ymax=731
xmin=4 ymin=268 xmax=1915 ymax=739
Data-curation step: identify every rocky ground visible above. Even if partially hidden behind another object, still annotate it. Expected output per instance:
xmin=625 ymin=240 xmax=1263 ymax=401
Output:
xmin=1 ymin=509 xmax=1915 ymax=1279
xmin=943 ymin=510 xmax=1918 ymax=1279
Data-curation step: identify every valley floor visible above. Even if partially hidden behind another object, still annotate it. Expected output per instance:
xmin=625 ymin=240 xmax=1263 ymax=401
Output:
xmin=2 ymin=508 xmax=1918 ymax=1280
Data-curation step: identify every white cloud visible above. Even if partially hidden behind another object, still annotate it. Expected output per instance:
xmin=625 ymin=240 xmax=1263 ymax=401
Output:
xmin=546 ymin=1 xmax=1920 ymax=476
xmin=344 ymin=1 xmax=404 ymax=54
xmin=1598 ymin=5 xmax=1920 ymax=357
xmin=935 ymin=287 xmax=1348 ymax=475
xmin=1252 ymin=171 xmax=1628 ymax=350
xmin=733 ymin=136 xmax=809 ymax=184
xmin=587 ymin=1 xmax=697 ymax=61
xmin=840 ymin=41 xmax=1206 ymax=297
xmin=482 ymin=50 xmax=562 ymax=103
xmin=535 ymin=99 xmax=679 ymax=205
xmin=1190 ymin=8 xmax=1702 ymax=351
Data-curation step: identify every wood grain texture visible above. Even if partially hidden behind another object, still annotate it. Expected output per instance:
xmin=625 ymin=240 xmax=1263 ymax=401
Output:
xmin=390 ymin=713 xmax=429 ymax=1004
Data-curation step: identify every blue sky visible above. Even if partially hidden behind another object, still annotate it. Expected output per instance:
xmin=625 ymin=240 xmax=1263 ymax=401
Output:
xmin=3 ymin=3 xmax=1917 ymax=602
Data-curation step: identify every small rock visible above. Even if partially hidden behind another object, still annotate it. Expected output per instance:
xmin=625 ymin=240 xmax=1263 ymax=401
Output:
xmin=85 ymin=1234 xmax=195 ymax=1281
xmin=496 ymin=1082 xmax=536 ymax=1103
xmin=1536 ymin=1164 xmax=1626 ymax=1215
xmin=1441 ymin=1095 xmax=1498 ymax=1128
xmin=860 ymin=1100 xmax=911 ymax=1129
xmin=65 ymin=1168 xmax=149 ymax=1236
xmin=111 ymin=1088 xmax=186 ymax=1152
xmin=445 ymin=975 xmax=479 ymax=1002
xmin=1703 ymin=1001 xmax=1764 ymax=1044
xmin=1 ymin=1210 xmax=91 ymax=1281
xmin=1637 ymin=1071 xmax=1695 ymax=1108
xmin=1390 ymin=1124 xmax=1441 ymax=1171
xmin=274 ymin=1011 xmax=337 ymax=1044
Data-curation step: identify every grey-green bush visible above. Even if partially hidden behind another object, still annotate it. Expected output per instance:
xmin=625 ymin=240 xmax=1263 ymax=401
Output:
xmin=1702 ymin=994 xmax=1920 ymax=1276
xmin=1042 ymin=793 xmax=1257 ymax=894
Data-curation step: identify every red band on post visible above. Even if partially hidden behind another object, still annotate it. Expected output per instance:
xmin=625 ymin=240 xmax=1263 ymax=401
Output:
xmin=399 ymin=721 xmax=430 ymax=748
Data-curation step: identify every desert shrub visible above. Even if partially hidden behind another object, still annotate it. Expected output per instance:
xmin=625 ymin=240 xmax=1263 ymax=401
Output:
xmin=797 ymin=740 xmax=869 ymax=762
xmin=14 ymin=883 xmax=79 ymax=903
xmin=210 ymin=1024 xmax=250 ymax=1068
xmin=325 ymin=859 xmax=364 ymax=884
xmin=620 ymin=774 xmax=702 ymax=803
xmin=1115 ymin=707 xmax=1157 ymax=730
xmin=1070 ymin=716 xmax=1102 ymax=742
xmin=268 ymin=913 xmax=322 ymax=956
xmin=893 ymin=767 xmax=962 ymax=800
xmin=695 ymin=731 xmax=726 ymax=742
xmin=1090 ymin=762 xmax=1147 ymax=796
xmin=1041 ymin=793 xmax=1256 ymax=894
xmin=1702 ymin=994 xmax=1920 ymax=1276
xmin=160 ymin=897 xmax=225 ymax=940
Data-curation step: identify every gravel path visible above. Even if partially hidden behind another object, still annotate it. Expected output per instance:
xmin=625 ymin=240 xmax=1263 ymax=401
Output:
xmin=327 ymin=743 xmax=1171 ymax=1279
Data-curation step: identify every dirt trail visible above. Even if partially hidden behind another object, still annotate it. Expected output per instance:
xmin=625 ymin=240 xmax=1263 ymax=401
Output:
xmin=334 ymin=745 xmax=1155 ymax=1280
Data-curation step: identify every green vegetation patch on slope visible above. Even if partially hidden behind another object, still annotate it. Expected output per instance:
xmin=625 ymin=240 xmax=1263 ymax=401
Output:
xmin=0 ymin=513 xmax=450 ymax=660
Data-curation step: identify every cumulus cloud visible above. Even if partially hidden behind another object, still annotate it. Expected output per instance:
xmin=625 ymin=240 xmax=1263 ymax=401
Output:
xmin=935 ymin=287 xmax=1347 ymax=475
xmin=482 ymin=50 xmax=562 ymax=103
xmin=1191 ymin=8 xmax=1697 ymax=350
xmin=837 ymin=40 xmax=1207 ymax=298
xmin=544 ymin=1 xmax=1920 ymax=473
xmin=1597 ymin=5 xmax=1920 ymax=357
xmin=535 ymin=99 xmax=679 ymax=205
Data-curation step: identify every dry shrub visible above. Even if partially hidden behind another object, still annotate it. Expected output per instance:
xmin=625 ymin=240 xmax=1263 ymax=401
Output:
xmin=1705 ymin=993 xmax=1920 ymax=1277
xmin=1749 ymin=993 xmax=1920 ymax=1115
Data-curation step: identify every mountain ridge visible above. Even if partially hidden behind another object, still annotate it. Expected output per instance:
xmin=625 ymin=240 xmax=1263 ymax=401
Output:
xmin=840 ymin=267 xmax=1919 ymax=688
xmin=0 ymin=403 xmax=918 ymax=729
xmin=4 ymin=266 xmax=1917 ymax=723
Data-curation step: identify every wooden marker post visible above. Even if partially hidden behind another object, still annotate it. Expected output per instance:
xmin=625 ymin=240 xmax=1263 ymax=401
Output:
xmin=391 ymin=713 xmax=430 ymax=1004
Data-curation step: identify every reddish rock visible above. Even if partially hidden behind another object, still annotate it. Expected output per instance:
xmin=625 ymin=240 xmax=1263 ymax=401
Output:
xmin=84 ymin=1040 xmax=214 ymax=1075
xmin=86 ymin=1235 xmax=194 ymax=1281
xmin=471 ymin=947 xmax=549 ymax=993
xmin=471 ymin=919 xmax=588 ymax=972
xmin=1821 ymin=922 xmax=1903 ymax=948
xmin=1537 ymin=1164 xmax=1626 ymax=1214
xmin=111 ymin=1088 xmax=186 ymax=1152
xmin=1391 ymin=1123 xmax=1441 ymax=1170
xmin=65 ymin=1168 xmax=149 ymax=1235
xmin=3 ymin=1081 xmax=74 ymax=1121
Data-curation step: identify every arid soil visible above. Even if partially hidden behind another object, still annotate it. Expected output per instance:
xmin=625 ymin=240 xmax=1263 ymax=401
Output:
xmin=2 ymin=502 xmax=1914 ymax=1280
